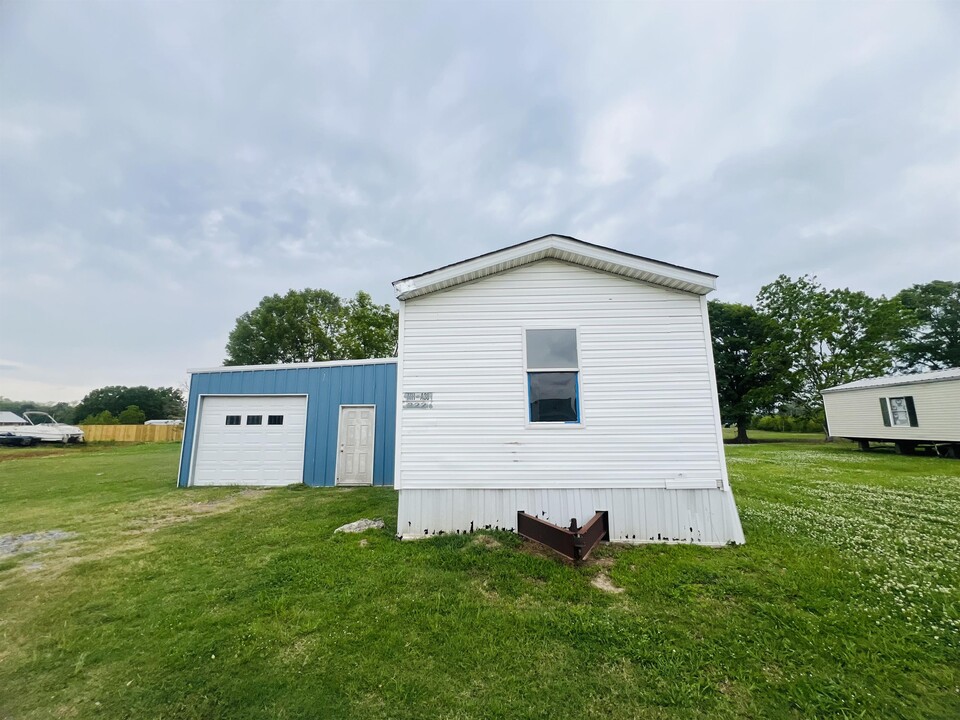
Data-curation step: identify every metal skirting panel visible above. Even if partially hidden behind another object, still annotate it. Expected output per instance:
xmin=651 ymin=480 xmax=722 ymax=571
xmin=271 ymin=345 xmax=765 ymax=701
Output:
xmin=397 ymin=488 xmax=745 ymax=545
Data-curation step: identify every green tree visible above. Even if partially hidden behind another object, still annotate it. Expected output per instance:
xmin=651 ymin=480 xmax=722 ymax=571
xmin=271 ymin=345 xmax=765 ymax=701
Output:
xmin=756 ymin=275 xmax=902 ymax=418
xmin=81 ymin=410 xmax=119 ymax=425
xmin=74 ymin=386 xmax=184 ymax=422
xmin=225 ymin=289 xmax=344 ymax=365
xmin=47 ymin=402 xmax=78 ymax=424
xmin=224 ymin=288 xmax=397 ymax=365
xmin=894 ymin=280 xmax=960 ymax=371
xmin=708 ymin=301 xmax=796 ymax=443
xmin=338 ymin=291 xmax=399 ymax=360
xmin=117 ymin=405 xmax=146 ymax=425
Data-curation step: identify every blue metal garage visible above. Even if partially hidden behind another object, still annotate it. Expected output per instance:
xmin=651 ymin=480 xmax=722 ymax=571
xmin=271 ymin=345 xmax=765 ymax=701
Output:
xmin=177 ymin=359 xmax=397 ymax=487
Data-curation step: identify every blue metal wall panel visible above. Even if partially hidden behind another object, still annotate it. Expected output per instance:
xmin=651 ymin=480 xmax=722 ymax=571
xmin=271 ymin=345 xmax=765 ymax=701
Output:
xmin=177 ymin=362 xmax=397 ymax=488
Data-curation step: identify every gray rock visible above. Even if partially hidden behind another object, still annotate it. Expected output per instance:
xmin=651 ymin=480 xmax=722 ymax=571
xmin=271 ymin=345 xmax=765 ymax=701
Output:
xmin=334 ymin=518 xmax=385 ymax=534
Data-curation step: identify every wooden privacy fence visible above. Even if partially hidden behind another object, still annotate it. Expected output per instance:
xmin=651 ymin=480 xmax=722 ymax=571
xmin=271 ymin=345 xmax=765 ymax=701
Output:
xmin=80 ymin=425 xmax=184 ymax=443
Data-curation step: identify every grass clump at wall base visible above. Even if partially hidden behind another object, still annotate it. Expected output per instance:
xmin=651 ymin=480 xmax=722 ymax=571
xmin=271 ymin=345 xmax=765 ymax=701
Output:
xmin=0 ymin=441 xmax=957 ymax=719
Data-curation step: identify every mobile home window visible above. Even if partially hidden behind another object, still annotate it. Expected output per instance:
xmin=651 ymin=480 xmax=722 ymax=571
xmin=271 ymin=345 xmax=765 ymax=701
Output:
xmin=525 ymin=328 xmax=580 ymax=423
xmin=880 ymin=396 xmax=918 ymax=427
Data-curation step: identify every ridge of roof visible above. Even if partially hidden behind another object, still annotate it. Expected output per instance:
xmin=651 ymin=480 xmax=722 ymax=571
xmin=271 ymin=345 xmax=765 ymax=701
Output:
xmin=395 ymin=234 xmax=717 ymax=284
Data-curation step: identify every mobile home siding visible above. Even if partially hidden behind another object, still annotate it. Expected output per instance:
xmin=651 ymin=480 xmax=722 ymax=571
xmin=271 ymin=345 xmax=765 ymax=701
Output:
xmin=397 ymin=259 xmax=726 ymax=490
xmin=177 ymin=361 xmax=397 ymax=487
xmin=823 ymin=379 xmax=960 ymax=443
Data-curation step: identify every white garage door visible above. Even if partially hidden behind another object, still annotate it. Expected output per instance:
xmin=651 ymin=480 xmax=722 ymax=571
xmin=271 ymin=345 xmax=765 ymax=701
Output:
xmin=191 ymin=395 xmax=307 ymax=486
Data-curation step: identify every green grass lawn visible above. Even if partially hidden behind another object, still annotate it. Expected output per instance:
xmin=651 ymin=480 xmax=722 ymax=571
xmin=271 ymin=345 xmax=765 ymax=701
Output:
xmin=722 ymin=428 xmax=826 ymax=443
xmin=1 ymin=442 xmax=957 ymax=719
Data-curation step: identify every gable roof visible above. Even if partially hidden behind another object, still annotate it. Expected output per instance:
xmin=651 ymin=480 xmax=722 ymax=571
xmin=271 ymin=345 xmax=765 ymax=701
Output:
xmin=821 ymin=367 xmax=960 ymax=394
xmin=392 ymin=234 xmax=717 ymax=300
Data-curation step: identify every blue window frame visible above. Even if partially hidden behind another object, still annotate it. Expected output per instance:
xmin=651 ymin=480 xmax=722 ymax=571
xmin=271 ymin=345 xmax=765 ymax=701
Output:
xmin=525 ymin=329 xmax=580 ymax=424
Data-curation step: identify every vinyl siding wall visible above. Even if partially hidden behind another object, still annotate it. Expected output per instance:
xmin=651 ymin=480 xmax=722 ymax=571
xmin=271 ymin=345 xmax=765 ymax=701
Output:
xmin=397 ymin=259 xmax=727 ymax=491
xmin=823 ymin=379 xmax=960 ymax=442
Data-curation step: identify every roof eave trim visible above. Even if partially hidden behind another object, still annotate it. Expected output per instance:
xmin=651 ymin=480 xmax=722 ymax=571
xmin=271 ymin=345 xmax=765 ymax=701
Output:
xmin=393 ymin=236 xmax=717 ymax=299
xmin=822 ymin=374 xmax=960 ymax=394
xmin=188 ymin=357 xmax=398 ymax=374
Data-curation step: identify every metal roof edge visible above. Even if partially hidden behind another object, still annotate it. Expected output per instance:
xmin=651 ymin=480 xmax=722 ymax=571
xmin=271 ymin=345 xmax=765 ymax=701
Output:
xmin=393 ymin=234 xmax=717 ymax=299
xmin=821 ymin=368 xmax=960 ymax=394
xmin=187 ymin=357 xmax=398 ymax=375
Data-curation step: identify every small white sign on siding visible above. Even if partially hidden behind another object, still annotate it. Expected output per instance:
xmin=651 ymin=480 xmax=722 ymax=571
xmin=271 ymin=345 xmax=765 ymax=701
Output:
xmin=403 ymin=392 xmax=433 ymax=409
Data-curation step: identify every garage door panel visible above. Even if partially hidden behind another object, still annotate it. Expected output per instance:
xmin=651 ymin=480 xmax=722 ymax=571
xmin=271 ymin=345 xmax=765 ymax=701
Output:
xmin=192 ymin=396 xmax=307 ymax=486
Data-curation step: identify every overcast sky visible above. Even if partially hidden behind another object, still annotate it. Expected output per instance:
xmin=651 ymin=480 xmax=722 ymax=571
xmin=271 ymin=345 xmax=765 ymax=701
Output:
xmin=1 ymin=1 xmax=958 ymax=403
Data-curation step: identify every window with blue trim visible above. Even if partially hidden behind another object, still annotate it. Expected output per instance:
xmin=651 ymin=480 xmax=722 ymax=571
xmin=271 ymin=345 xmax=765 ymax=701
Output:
xmin=525 ymin=329 xmax=580 ymax=423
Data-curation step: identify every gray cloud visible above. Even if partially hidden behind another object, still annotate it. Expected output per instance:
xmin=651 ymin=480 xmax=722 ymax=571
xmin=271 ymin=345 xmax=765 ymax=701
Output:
xmin=1 ymin=0 xmax=957 ymax=401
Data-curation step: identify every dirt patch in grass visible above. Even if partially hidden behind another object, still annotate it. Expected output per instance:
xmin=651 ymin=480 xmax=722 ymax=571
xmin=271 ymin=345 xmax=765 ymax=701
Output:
xmin=0 ymin=449 xmax=71 ymax=463
xmin=2 ymin=491 xmax=267 ymax=587
xmin=471 ymin=534 xmax=502 ymax=549
xmin=124 ymin=490 xmax=264 ymax=535
xmin=587 ymin=554 xmax=616 ymax=568
xmin=0 ymin=530 xmax=76 ymax=558
xmin=476 ymin=579 xmax=500 ymax=601
xmin=591 ymin=571 xmax=624 ymax=594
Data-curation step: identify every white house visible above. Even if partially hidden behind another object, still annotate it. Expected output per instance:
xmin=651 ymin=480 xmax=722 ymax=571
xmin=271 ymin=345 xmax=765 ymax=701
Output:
xmin=392 ymin=235 xmax=745 ymax=545
xmin=822 ymin=368 xmax=960 ymax=456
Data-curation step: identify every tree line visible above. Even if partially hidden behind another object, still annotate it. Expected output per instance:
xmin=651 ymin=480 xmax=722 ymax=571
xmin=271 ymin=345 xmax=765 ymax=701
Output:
xmin=1 ymin=386 xmax=185 ymax=425
xmin=711 ymin=278 xmax=959 ymax=442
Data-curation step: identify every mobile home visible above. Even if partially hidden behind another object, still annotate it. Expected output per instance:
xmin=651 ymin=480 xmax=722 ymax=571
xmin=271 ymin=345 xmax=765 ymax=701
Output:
xmin=392 ymin=235 xmax=744 ymax=545
xmin=822 ymin=368 xmax=960 ymax=456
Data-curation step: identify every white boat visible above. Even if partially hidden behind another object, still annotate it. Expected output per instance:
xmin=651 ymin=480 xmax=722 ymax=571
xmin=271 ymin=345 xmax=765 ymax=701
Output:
xmin=3 ymin=411 xmax=85 ymax=443
xmin=0 ymin=411 xmax=28 ymax=427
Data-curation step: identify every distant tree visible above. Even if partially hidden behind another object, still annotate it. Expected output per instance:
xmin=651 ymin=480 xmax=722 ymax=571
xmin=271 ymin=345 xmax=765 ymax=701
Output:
xmin=46 ymin=402 xmax=78 ymax=424
xmin=224 ymin=288 xmax=397 ymax=365
xmin=0 ymin=398 xmax=78 ymax=424
xmin=117 ymin=405 xmax=146 ymax=425
xmin=894 ymin=280 xmax=960 ymax=371
xmin=74 ymin=386 xmax=184 ymax=422
xmin=81 ymin=410 xmax=120 ymax=425
xmin=756 ymin=275 xmax=902 ymax=418
xmin=225 ymin=288 xmax=344 ymax=365
xmin=708 ymin=301 xmax=796 ymax=443
xmin=338 ymin=291 xmax=399 ymax=360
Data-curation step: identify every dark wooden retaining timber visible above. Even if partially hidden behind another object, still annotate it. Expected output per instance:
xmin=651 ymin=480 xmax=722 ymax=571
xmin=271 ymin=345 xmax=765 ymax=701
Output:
xmin=517 ymin=511 xmax=610 ymax=562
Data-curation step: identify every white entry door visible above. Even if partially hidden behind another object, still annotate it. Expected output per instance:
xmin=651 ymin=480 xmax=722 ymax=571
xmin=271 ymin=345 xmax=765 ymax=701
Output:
xmin=336 ymin=405 xmax=375 ymax=486
xmin=191 ymin=395 xmax=307 ymax=486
